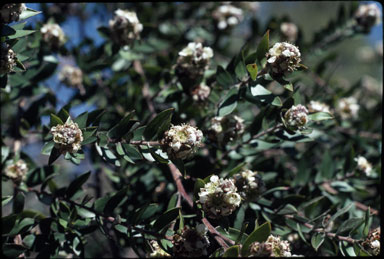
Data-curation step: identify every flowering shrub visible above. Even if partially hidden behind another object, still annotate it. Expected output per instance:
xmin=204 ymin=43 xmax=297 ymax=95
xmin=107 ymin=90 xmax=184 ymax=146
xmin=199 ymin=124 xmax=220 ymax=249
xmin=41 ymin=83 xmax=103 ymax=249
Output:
xmin=1 ymin=2 xmax=381 ymax=258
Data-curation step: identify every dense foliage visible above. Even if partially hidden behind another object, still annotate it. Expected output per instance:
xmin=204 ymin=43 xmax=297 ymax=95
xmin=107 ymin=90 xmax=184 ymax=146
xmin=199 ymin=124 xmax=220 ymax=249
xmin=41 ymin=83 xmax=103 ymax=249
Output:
xmin=1 ymin=2 xmax=382 ymax=258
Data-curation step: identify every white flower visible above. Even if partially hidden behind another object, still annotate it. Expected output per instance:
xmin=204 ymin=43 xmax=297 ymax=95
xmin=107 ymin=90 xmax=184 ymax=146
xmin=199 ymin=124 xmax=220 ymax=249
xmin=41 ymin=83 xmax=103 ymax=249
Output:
xmin=0 ymin=43 xmax=17 ymax=74
xmin=232 ymin=170 xmax=265 ymax=201
xmin=4 ymin=159 xmax=28 ymax=183
xmin=172 ymin=225 xmax=210 ymax=257
xmin=51 ymin=119 xmax=83 ymax=153
xmin=190 ymin=83 xmax=211 ymax=102
xmin=355 ymin=3 xmax=381 ymax=31
xmin=109 ymin=9 xmax=143 ymax=46
xmin=266 ymin=42 xmax=301 ymax=76
xmin=0 ymin=3 xmax=26 ymax=24
xmin=208 ymin=115 xmax=244 ymax=145
xmin=59 ymin=65 xmax=83 ymax=88
xmin=40 ymin=23 xmax=66 ymax=49
xmin=280 ymin=22 xmax=298 ymax=42
xmin=178 ymin=42 xmax=214 ymax=62
xmin=307 ymin=100 xmax=331 ymax=114
xmin=337 ymin=97 xmax=360 ymax=120
xmin=212 ymin=4 xmax=244 ymax=30
xmin=355 ymin=156 xmax=373 ymax=176
xmin=249 ymin=235 xmax=293 ymax=257
xmin=283 ymin=105 xmax=309 ymax=131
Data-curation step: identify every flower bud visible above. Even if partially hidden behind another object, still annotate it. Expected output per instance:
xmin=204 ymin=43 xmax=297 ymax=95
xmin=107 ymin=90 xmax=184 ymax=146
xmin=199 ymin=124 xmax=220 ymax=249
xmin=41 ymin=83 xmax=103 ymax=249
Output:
xmin=212 ymin=4 xmax=244 ymax=30
xmin=232 ymin=170 xmax=265 ymax=202
xmin=249 ymin=235 xmax=293 ymax=257
xmin=172 ymin=224 xmax=210 ymax=257
xmin=336 ymin=97 xmax=359 ymax=120
xmin=50 ymin=120 xmax=83 ymax=154
xmin=208 ymin=115 xmax=244 ymax=146
xmin=175 ymin=42 xmax=213 ymax=88
xmin=109 ymin=9 xmax=143 ymax=46
xmin=0 ymin=43 xmax=17 ymax=74
xmin=0 ymin=4 xmax=26 ymax=24
xmin=40 ymin=23 xmax=66 ymax=49
xmin=149 ymin=240 xmax=170 ymax=258
xmin=266 ymin=42 xmax=301 ymax=76
xmin=59 ymin=65 xmax=84 ymax=93
xmin=190 ymin=83 xmax=211 ymax=102
xmin=362 ymin=227 xmax=380 ymax=256
xmin=280 ymin=22 xmax=298 ymax=42
xmin=307 ymin=100 xmax=331 ymax=114
xmin=4 ymin=159 xmax=28 ymax=184
xmin=161 ymin=124 xmax=203 ymax=160
xmin=354 ymin=156 xmax=373 ymax=176
xmin=354 ymin=3 xmax=381 ymax=32
xmin=283 ymin=104 xmax=309 ymax=131
xmin=198 ymin=175 xmax=241 ymax=218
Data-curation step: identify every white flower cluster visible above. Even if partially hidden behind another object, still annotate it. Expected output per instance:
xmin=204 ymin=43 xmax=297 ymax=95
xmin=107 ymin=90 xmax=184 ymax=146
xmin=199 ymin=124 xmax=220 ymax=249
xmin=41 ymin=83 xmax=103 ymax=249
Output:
xmin=249 ymin=235 xmax=299 ymax=257
xmin=283 ymin=105 xmax=309 ymax=131
xmin=355 ymin=3 xmax=381 ymax=31
xmin=4 ymin=159 xmax=28 ymax=183
xmin=190 ymin=83 xmax=211 ymax=102
xmin=40 ymin=23 xmax=66 ymax=49
xmin=198 ymin=175 xmax=241 ymax=218
xmin=212 ymin=4 xmax=244 ymax=30
xmin=109 ymin=9 xmax=143 ymax=46
xmin=355 ymin=156 xmax=373 ymax=176
xmin=172 ymin=224 xmax=210 ymax=257
xmin=59 ymin=65 xmax=83 ymax=88
xmin=0 ymin=3 xmax=26 ymax=24
xmin=362 ymin=227 xmax=380 ymax=256
xmin=266 ymin=42 xmax=301 ymax=76
xmin=233 ymin=170 xmax=265 ymax=202
xmin=280 ymin=22 xmax=298 ymax=42
xmin=336 ymin=97 xmax=359 ymax=120
xmin=178 ymin=42 xmax=214 ymax=66
xmin=161 ymin=124 xmax=203 ymax=160
xmin=208 ymin=115 xmax=244 ymax=145
xmin=149 ymin=240 xmax=170 ymax=258
xmin=307 ymin=100 xmax=331 ymax=114
xmin=0 ymin=43 xmax=17 ymax=74
xmin=51 ymin=120 xmax=83 ymax=153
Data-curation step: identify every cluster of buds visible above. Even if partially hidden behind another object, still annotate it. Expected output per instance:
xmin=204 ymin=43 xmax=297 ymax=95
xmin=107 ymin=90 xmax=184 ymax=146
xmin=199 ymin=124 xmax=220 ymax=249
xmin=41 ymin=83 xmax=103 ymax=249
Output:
xmin=175 ymin=42 xmax=213 ymax=89
xmin=0 ymin=43 xmax=17 ymax=74
xmin=266 ymin=42 xmax=302 ymax=77
xmin=40 ymin=23 xmax=66 ymax=50
xmin=232 ymin=170 xmax=265 ymax=202
xmin=58 ymin=65 xmax=85 ymax=94
xmin=336 ymin=97 xmax=360 ymax=120
xmin=354 ymin=156 xmax=373 ymax=176
xmin=283 ymin=104 xmax=309 ymax=132
xmin=362 ymin=227 xmax=380 ymax=256
xmin=249 ymin=235 xmax=294 ymax=257
xmin=161 ymin=124 xmax=203 ymax=160
xmin=307 ymin=100 xmax=331 ymax=114
xmin=280 ymin=22 xmax=299 ymax=42
xmin=212 ymin=4 xmax=244 ymax=30
xmin=172 ymin=224 xmax=210 ymax=257
xmin=0 ymin=3 xmax=26 ymax=24
xmin=208 ymin=115 xmax=245 ymax=146
xmin=50 ymin=119 xmax=83 ymax=154
xmin=354 ymin=3 xmax=381 ymax=32
xmin=189 ymin=83 xmax=211 ymax=103
xmin=109 ymin=9 xmax=143 ymax=46
xmin=4 ymin=159 xmax=28 ymax=184
xmin=148 ymin=240 xmax=170 ymax=258
xmin=198 ymin=175 xmax=241 ymax=219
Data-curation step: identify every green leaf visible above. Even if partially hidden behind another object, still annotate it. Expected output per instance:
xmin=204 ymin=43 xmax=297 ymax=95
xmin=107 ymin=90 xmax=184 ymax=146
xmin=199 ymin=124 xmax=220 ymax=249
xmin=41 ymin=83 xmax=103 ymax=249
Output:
xmin=66 ymin=172 xmax=91 ymax=198
xmin=311 ymin=233 xmax=325 ymax=251
xmin=103 ymin=187 xmax=128 ymax=214
xmin=7 ymin=29 xmax=35 ymax=39
xmin=308 ymin=112 xmax=334 ymax=121
xmin=2 ymin=196 xmax=13 ymax=206
xmin=50 ymin=113 xmax=64 ymax=127
xmin=336 ymin=218 xmax=364 ymax=235
xmin=2 ymin=25 xmax=16 ymax=36
xmin=241 ymin=221 xmax=271 ymax=256
xmin=19 ymin=7 xmax=42 ymax=21
xmin=246 ymin=63 xmax=258 ymax=81
xmin=2 ymin=244 xmax=27 ymax=258
xmin=57 ymin=107 xmax=70 ymax=122
xmin=48 ymin=147 xmax=62 ymax=165
xmin=235 ymin=61 xmax=247 ymax=80
xmin=107 ymin=112 xmax=137 ymax=140
xmin=74 ymin=112 xmax=88 ymax=129
xmin=133 ymin=203 xmax=159 ymax=224
xmin=223 ymin=245 xmax=240 ymax=257
xmin=13 ymin=192 xmax=25 ymax=214
xmin=328 ymin=203 xmax=354 ymax=226
xmin=153 ymin=207 xmax=180 ymax=232
xmin=277 ymin=204 xmax=298 ymax=215
xmin=249 ymin=84 xmax=282 ymax=107
xmin=284 ymin=83 xmax=294 ymax=91
xmin=255 ymin=30 xmax=269 ymax=63
xmin=216 ymin=226 xmax=249 ymax=244
xmin=143 ymin=108 xmax=174 ymax=141
xmin=193 ymin=178 xmax=206 ymax=202
xmin=218 ymin=87 xmax=238 ymax=116
xmin=216 ymin=65 xmax=235 ymax=88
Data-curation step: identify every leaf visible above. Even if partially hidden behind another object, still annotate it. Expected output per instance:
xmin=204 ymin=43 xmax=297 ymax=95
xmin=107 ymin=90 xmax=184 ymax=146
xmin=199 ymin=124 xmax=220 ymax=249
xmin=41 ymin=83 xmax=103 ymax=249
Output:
xmin=103 ymin=187 xmax=128 ymax=214
xmin=249 ymin=84 xmax=282 ymax=107
xmin=246 ymin=63 xmax=258 ymax=81
xmin=133 ymin=203 xmax=159 ymax=224
xmin=216 ymin=226 xmax=249 ymax=244
xmin=73 ymin=112 xmax=88 ymax=129
xmin=255 ymin=30 xmax=269 ymax=63
xmin=7 ymin=29 xmax=35 ymax=39
xmin=328 ymin=203 xmax=354 ymax=226
xmin=308 ymin=112 xmax=334 ymax=121
xmin=2 ymin=244 xmax=27 ymax=258
xmin=57 ymin=107 xmax=70 ymax=122
xmin=241 ymin=221 xmax=271 ymax=256
xmin=66 ymin=172 xmax=91 ymax=198
xmin=218 ymin=87 xmax=238 ymax=116
xmin=235 ymin=61 xmax=247 ymax=80
xmin=2 ymin=196 xmax=13 ymax=206
xmin=48 ymin=147 xmax=62 ymax=165
xmin=336 ymin=218 xmax=364 ymax=235
xmin=193 ymin=178 xmax=206 ymax=202
xmin=216 ymin=65 xmax=235 ymax=88
xmin=19 ymin=7 xmax=42 ymax=21
xmin=13 ymin=192 xmax=25 ymax=214
xmin=107 ymin=112 xmax=136 ymax=140
xmin=50 ymin=113 xmax=64 ymax=127
xmin=153 ymin=207 xmax=180 ymax=232
xmin=2 ymin=25 xmax=16 ymax=36
xmin=143 ymin=108 xmax=174 ymax=141
xmin=311 ymin=233 xmax=325 ymax=251
xmin=223 ymin=245 xmax=240 ymax=257
xmin=277 ymin=204 xmax=298 ymax=215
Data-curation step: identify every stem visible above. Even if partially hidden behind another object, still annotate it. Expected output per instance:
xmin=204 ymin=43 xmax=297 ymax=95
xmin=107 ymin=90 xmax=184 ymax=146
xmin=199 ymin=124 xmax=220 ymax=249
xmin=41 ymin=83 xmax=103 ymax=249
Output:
xmin=129 ymin=140 xmax=162 ymax=146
